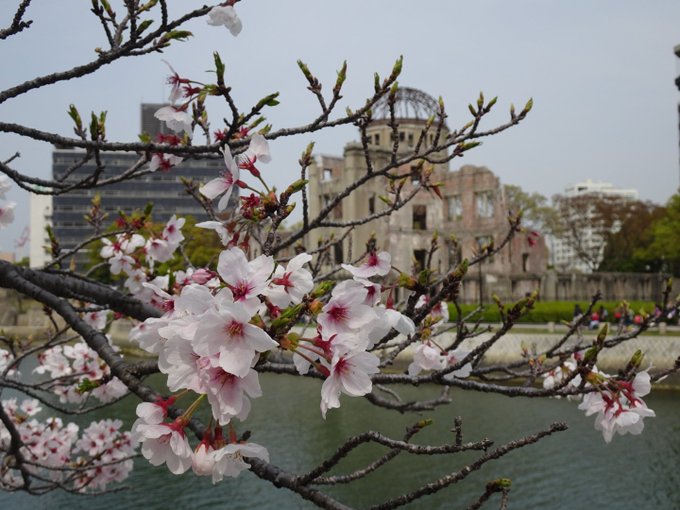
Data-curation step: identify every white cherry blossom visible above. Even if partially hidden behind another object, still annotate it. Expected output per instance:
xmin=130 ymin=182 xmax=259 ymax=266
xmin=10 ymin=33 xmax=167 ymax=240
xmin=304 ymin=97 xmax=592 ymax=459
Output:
xmin=133 ymin=421 xmax=193 ymax=475
xmin=320 ymin=349 xmax=379 ymax=418
xmin=212 ymin=442 xmax=270 ymax=482
xmin=317 ymin=284 xmax=376 ymax=338
xmin=154 ymin=105 xmax=193 ymax=135
xmin=207 ymin=5 xmax=242 ymax=36
xmin=0 ymin=201 xmax=16 ymax=228
xmin=264 ymin=253 xmax=313 ymax=308
xmin=199 ymin=146 xmax=239 ymax=211
xmin=342 ymin=251 xmax=391 ymax=279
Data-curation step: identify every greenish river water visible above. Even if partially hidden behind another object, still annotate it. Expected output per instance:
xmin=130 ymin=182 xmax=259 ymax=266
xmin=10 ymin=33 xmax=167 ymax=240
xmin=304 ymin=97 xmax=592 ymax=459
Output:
xmin=2 ymin=373 xmax=680 ymax=509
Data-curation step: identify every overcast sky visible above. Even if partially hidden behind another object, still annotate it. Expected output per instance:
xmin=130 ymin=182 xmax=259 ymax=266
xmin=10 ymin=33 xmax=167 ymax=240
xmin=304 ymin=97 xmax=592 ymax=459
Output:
xmin=1 ymin=1 xmax=679 ymax=255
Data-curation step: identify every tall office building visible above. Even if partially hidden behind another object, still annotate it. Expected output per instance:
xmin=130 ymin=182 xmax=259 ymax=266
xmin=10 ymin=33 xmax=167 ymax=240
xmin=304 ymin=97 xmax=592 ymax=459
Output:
xmin=51 ymin=104 xmax=225 ymax=267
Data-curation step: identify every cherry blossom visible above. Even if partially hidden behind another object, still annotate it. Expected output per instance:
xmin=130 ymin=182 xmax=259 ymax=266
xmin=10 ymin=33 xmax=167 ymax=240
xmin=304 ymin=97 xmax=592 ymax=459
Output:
xmin=150 ymin=153 xmax=183 ymax=172
xmin=264 ymin=253 xmax=313 ymax=308
xmin=192 ymin=303 xmax=277 ymax=377
xmin=320 ymin=349 xmax=380 ymax=418
xmin=578 ymin=370 xmax=656 ymax=443
xmin=73 ymin=419 xmax=135 ymax=491
xmin=342 ymin=251 xmax=391 ymax=279
xmin=100 ymin=233 xmax=145 ymax=259
xmin=154 ymin=105 xmax=193 ymax=135
xmin=207 ymin=5 xmax=242 ymax=36
xmin=0 ymin=348 xmax=18 ymax=378
xmin=212 ymin=442 xmax=270 ymax=482
xmin=196 ymin=220 xmax=230 ymax=245
xmin=239 ymin=134 xmax=271 ymax=177
xmin=133 ymin=419 xmax=193 ymax=475
xmin=217 ymin=247 xmax=274 ymax=312
xmin=162 ymin=60 xmax=189 ymax=103
xmin=199 ymin=147 xmax=239 ymax=211
xmin=83 ymin=310 xmax=108 ymax=330
xmin=146 ymin=237 xmax=175 ymax=263
xmin=192 ymin=440 xmax=218 ymax=478
xmin=35 ymin=340 xmax=128 ymax=404
xmin=0 ymin=201 xmax=15 ymax=228
xmin=200 ymin=364 xmax=263 ymax=424
xmin=368 ymin=306 xmax=415 ymax=344
xmin=407 ymin=342 xmax=471 ymax=380
xmin=163 ymin=214 xmax=186 ymax=245
xmin=317 ymin=284 xmax=377 ymax=338
xmin=1 ymin=400 xmax=136 ymax=491
xmin=415 ymin=295 xmax=450 ymax=329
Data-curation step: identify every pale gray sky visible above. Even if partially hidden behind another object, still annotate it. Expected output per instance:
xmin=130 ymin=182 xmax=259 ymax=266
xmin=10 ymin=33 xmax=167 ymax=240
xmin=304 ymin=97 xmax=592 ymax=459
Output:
xmin=1 ymin=1 xmax=679 ymax=255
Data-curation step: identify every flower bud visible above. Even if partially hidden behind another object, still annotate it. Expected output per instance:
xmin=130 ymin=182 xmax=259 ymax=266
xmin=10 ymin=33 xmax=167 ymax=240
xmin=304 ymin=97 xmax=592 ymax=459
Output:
xmin=308 ymin=299 xmax=324 ymax=315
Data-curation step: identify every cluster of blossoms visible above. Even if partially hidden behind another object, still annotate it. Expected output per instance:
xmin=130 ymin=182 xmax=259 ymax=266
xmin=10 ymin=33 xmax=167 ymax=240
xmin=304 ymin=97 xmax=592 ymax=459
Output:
xmin=0 ymin=399 xmax=135 ymax=491
xmin=99 ymin=214 xmax=186 ymax=302
xmin=543 ymin=352 xmax=655 ymax=442
xmin=0 ymin=175 xmax=15 ymax=229
xmin=34 ymin=337 xmax=127 ymax=404
xmin=151 ymin=3 xmax=243 ymax=173
xmin=132 ymin=398 xmax=268 ymax=480
xmin=123 ymin=238 xmax=419 ymax=477
xmin=407 ymin=296 xmax=472 ymax=379
xmin=0 ymin=348 xmax=19 ymax=378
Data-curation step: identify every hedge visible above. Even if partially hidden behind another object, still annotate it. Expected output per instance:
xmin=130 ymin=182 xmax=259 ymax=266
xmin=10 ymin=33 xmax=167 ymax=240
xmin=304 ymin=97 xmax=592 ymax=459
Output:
xmin=447 ymin=301 xmax=658 ymax=324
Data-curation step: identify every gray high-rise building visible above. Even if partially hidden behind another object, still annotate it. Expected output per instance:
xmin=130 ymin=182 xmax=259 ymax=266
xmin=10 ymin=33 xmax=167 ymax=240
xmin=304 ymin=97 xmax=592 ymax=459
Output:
xmin=51 ymin=104 xmax=225 ymax=267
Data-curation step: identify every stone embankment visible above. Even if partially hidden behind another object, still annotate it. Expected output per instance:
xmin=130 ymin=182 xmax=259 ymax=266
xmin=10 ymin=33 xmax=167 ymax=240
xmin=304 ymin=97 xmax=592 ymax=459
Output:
xmin=3 ymin=305 xmax=679 ymax=386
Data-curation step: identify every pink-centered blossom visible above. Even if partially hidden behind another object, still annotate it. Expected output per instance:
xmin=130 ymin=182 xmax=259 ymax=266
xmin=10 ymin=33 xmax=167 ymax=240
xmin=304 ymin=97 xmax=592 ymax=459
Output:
xmin=320 ymin=349 xmax=380 ymax=418
xmin=162 ymin=60 xmax=188 ymax=104
xmin=163 ymin=214 xmax=185 ymax=245
xmin=239 ymin=133 xmax=271 ymax=177
xmin=578 ymin=370 xmax=655 ymax=443
xmin=317 ymin=285 xmax=377 ymax=338
xmin=146 ymin=237 xmax=175 ymax=263
xmin=217 ymin=247 xmax=274 ymax=314
xmin=133 ymin=420 xmax=193 ymax=475
xmin=83 ymin=310 xmax=108 ymax=330
xmin=264 ymin=253 xmax=313 ymax=308
xmin=342 ymin=251 xmax=391 ymax=279
xmin=201 ymin=364 xmax=262 ymax=425
xmin=154 ymin=105 xmax=193 ymax=135
xmin=192 ymin=304 xmax=277 ymax=377
xmin=199 ymin=147 xmax=239 ymax=211
xmin=150 ymin=153 xmax=183 ymax=172
xmin=101 ymin=233 xmax=145 ymax=259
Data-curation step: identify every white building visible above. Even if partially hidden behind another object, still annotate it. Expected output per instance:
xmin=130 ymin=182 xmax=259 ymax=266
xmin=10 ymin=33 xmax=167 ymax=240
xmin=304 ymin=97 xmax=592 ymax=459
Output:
xmin=548 ymin=180 xmax=638 ymax=273
xmin=29 ymin=193 xmax=53 ymax=268
xmin=564 ymin=179 xmax=638 ymax=200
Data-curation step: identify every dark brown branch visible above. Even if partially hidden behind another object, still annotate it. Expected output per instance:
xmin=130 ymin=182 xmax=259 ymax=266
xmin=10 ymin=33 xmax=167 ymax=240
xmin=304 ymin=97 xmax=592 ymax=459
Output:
xmin=0 ymin=0 xmax=33 ymax=40
xmin=367 ymin=422 xmax=566 ymax=510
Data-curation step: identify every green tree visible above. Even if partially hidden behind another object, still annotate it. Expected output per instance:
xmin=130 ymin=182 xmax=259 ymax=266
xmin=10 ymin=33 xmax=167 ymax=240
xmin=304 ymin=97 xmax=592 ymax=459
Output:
xmin=638 ymin=192 xmax=680 ymax=275
xmin=504 ymin=184 xmax=556 ymax=232
xmin=598 ymin=200 xmax=665 ymax=272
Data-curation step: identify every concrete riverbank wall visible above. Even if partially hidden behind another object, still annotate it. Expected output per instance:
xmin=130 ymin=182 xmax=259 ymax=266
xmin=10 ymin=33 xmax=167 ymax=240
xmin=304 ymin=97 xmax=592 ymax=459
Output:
xmin=2 ymin=310 xmax=679 ymax=386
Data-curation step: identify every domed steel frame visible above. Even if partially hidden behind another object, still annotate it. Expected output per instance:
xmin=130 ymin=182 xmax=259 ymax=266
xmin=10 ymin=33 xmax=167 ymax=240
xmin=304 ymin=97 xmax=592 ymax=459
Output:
xmin=373 ymin=87 xmax=439 ymax=120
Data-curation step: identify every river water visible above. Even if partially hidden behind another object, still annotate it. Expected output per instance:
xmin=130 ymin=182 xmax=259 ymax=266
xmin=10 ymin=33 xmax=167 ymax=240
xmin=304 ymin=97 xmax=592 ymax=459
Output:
xmin=2 ymin=373 xmax=680 ymax=509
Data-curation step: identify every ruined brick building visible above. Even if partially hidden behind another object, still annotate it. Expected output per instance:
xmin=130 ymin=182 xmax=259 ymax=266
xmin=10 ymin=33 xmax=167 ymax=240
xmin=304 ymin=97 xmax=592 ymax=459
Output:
xmin=306 ymin=88 xmax=548 ymax=303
